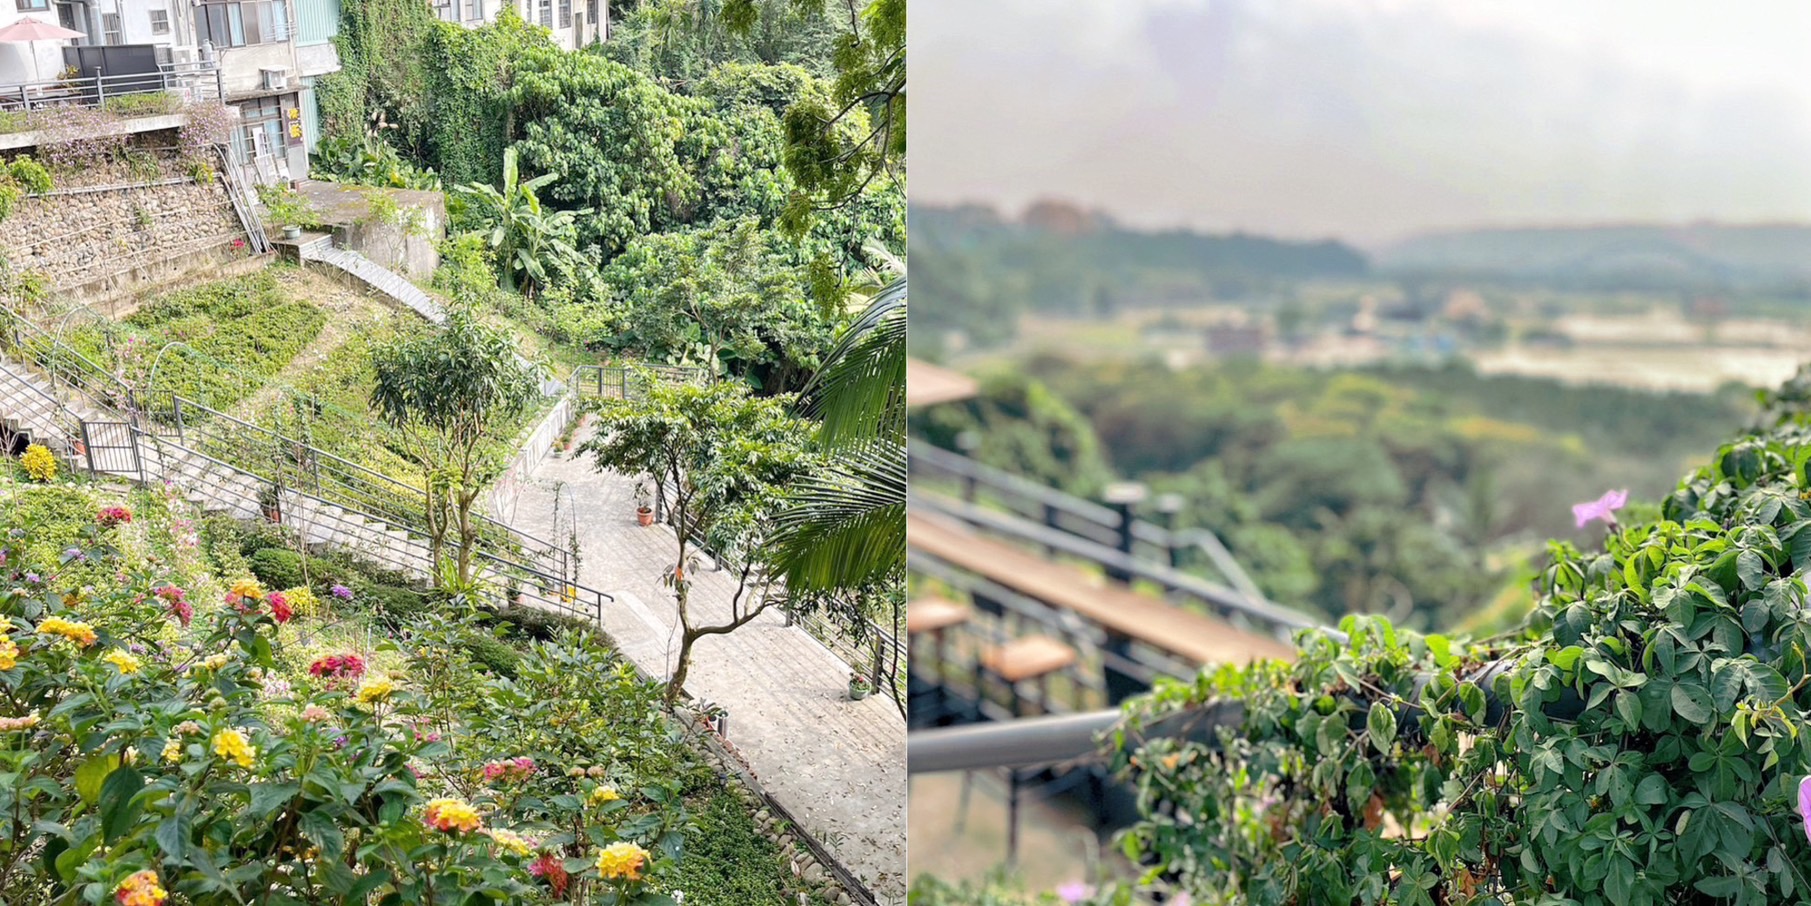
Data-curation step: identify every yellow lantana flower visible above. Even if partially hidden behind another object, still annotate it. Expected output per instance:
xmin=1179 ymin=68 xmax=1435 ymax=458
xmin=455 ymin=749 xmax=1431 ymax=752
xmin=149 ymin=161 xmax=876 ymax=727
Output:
xmin=0 ymin=634 xmax=17 ymax=670
xmin=102 ymin=649 xmax=142 ymax=675
xmin=212 ymin=727 xmax=256 ymax=768
xmin=356 ymin=678 xmax=396 ymax=705
xmin=589 ymin=785 xmax=622 ymax=806
xmin=595 ymin=841 xmax=649 ymax=881
xmin=161 ymin=739 xmax=183 ymax=763
xmin=37 ymin=616 xmax=97 ymax=647
xmin=424 ymin=798 xmax=483 ymax=834
xmin=229 ymin=579 xmax=263 ymax=601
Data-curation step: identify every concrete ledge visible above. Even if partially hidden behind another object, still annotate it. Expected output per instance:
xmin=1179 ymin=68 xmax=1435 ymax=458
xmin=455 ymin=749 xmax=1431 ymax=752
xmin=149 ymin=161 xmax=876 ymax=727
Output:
xmin=0 ymin=112 xmax=189 ymax=152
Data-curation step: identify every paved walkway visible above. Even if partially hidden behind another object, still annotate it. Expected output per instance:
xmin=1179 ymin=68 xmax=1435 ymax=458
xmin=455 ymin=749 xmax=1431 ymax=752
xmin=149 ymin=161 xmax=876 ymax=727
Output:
xmin=511 ymin=422 xmax=907 ymax=901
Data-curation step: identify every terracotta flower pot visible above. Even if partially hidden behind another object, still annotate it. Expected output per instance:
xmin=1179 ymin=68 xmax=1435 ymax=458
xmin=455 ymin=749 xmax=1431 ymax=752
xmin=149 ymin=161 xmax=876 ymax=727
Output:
xmin=637 ymin=506 xmax=653 ymax=526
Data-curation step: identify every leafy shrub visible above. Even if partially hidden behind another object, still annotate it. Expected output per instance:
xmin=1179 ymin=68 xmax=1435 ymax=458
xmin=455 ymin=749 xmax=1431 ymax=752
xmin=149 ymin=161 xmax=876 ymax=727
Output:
xmin=247 ymin=547 xmax=305 ymax=590
xmin=101 ymin=90 xmax=181 ymax=118
xmin=8 ymin=156 xmax=51 ymax=194
xmin=492 ymin=603 xmax=593 ymax=642
xmin=461 ymin=629 xmax=522 ymax=678
xmin=365 ymin=583 xmax=427 ymax=624
xmin=19 ymin=443 xmax=56 ymax=482
xmin=1107 ymin=415 xmax=1811 ymax=905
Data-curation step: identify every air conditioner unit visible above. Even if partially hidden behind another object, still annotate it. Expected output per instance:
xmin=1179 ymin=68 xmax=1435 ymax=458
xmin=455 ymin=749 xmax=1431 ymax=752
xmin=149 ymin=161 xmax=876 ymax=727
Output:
xmin=260 ymin=67 xmax=288 ymax=92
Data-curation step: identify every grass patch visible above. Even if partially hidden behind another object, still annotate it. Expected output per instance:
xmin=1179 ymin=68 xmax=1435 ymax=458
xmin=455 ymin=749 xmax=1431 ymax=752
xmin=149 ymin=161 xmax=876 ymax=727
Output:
xmin=126 ymin=270 xmax=327 ymax=407
xmin=670 ymin=784 xmax=829 ymax=906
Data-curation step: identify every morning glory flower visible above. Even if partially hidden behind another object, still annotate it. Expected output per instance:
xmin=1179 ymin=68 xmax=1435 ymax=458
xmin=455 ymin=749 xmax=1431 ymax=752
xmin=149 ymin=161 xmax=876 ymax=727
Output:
xmin=1572 ymin=489 xmax=1628 ymax=528
xmin=1798 ymin=776 xmax=1811 ymax=844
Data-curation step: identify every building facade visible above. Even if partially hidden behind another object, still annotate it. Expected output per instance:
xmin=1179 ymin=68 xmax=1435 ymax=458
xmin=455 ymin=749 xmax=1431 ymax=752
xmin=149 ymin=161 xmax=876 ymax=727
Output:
xmin=433 ymin=0 xmax=604 ymax=50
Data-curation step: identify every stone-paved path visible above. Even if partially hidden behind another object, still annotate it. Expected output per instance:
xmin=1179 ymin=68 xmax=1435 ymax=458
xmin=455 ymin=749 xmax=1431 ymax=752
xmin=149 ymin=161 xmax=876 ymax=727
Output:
xmin=510 ymin=422 xmax=907 ymax=902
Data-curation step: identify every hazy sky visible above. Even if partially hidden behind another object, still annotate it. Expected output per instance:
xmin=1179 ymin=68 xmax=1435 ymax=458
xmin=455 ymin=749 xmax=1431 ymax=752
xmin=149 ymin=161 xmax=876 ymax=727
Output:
xmin=911 ymin=0 xmax=1811 ymax=245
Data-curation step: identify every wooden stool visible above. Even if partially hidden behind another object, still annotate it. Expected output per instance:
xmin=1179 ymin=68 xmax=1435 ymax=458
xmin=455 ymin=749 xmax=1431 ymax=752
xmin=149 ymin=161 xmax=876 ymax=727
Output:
xmin=907 ymin=597 xmax=970 ymax=724
xmin=964 ymin=634 xmax=1077 ymax=866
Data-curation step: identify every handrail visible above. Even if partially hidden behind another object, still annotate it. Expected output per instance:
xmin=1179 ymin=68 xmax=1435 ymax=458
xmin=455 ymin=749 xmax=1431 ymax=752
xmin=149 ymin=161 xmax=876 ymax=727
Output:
xmin=910 ymin=437 xmax=1276 ymax=609
xmin=910 ymin=489 xmax=1323 ymax=637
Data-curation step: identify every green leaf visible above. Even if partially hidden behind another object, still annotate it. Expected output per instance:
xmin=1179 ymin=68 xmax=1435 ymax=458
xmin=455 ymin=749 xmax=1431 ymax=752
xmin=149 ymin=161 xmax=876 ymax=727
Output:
xmin=1672 ymin=682 xmax=1714 ymax=723
xmin=98 ymin=766 xmax=144 ymax=843
xmin=73 ymin=754 xmax=120 ymax=806
xmin=1367 ymin=706 xmax=1397 ymax=752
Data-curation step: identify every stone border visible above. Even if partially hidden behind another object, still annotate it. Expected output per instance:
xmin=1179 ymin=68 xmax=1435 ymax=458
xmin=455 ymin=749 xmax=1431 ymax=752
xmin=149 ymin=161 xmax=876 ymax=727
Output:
xmin=681 ymin=712 xmax=876 ymax=906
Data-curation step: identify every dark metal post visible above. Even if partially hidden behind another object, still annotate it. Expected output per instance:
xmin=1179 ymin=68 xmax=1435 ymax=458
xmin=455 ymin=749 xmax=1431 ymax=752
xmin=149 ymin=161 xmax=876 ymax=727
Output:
xmin=955 ymin=430 xmax=980 ymax=503
xmin=1101 ymin=482 xmax=1146 ymax=583
xmin=1156 ymin=492 xmax=1185 ymax=569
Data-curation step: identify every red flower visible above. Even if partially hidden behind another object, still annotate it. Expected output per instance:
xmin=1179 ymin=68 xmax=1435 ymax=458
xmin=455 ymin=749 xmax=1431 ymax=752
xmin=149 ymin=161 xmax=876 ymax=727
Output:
xmin=529 ymin=853 xmax=570 ymax=899
xmin=96 ymin=506 xmax=133 ymax=527
xmin=267 ymin=591 xmax=292 ymax=624
xmin=309 ymin=653 xmax=366 ymax=681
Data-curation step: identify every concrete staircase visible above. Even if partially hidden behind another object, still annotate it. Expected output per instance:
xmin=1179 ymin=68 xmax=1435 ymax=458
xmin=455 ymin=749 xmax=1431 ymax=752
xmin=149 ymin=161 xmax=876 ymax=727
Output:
xmin=0 ymin=350 xmax=435 ymax=578
xmin=300 ymin=243 xmax=447 ymax=324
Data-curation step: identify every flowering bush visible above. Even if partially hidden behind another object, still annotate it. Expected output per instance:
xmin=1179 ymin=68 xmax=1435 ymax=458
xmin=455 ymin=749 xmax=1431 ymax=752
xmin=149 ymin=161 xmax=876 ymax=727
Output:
xmin=0 ymin=524 xmax=697 ymax=904
xmin=1107 ymin=417 xmax=1811 ymax=905
xmin=19 ymin=443 xmax=56 ymax=482
xmin=96 ymin=506 xmax=133 ymax=527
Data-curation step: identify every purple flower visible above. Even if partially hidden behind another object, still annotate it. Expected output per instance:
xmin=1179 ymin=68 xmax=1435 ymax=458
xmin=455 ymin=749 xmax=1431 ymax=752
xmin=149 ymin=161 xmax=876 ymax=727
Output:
xmin=1056 ymin=882 xmax=1093 ymax=905
xmin=330 ymin=584 xmax=353 ymax=601
xmin=1799 ymin=776 xmax=1811 ymax=844
xmin=1572 ymin=489 xmax=1628 ymax=528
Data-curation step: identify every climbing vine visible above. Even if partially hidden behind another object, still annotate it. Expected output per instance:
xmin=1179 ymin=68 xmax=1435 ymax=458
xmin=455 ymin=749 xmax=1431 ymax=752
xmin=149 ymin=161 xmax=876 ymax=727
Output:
xmin=1104 ymin=379 xmax=1811 ymax=905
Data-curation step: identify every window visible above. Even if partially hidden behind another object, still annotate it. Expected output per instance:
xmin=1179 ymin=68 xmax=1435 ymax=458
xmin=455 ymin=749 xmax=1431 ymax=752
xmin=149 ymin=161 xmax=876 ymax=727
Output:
xmin=101 ymin=13 xmax=121 ymax=44
xmin=194 ymin=0 xmax=290 ymax=48
xmin=15 ymin=0 xmax=48 ymax=11
xmin=461 ymin=0 xmax=479 ymax=21
xmin=148 ymin=8 xmax=170 ymax=33
xmin=537 ymin=0 xmax=550 ymax=28
xmin=237 ymin=96 xmax=285 ymax=161
xmin=557 ymin=0 xmax=569 ymax=28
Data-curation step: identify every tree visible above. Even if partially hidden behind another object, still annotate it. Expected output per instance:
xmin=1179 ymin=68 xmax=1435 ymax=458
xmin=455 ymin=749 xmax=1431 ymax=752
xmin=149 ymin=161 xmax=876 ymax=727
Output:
xmin=452 ymin=147 xmax=587 ymax=300
xmin=583 ymin=378 xmax=816 ymax=702
xmin=369 ymin=310 xmax=538 ymax=590
xmin=599 ymin=217 xmax=835 ymax=390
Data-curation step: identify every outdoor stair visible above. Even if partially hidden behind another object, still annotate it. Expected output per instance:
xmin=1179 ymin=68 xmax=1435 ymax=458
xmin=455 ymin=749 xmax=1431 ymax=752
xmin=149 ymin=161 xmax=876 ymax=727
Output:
xmin=300 ymin=244 xmax=447 ymax=324
xmin=0 ymin=350 xmax=98 ymax=456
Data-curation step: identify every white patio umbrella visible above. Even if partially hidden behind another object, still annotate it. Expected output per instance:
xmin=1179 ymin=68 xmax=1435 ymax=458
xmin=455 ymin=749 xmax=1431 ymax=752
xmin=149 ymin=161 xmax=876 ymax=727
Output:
xmin=0 ymin=16 xmax=86 ymax=84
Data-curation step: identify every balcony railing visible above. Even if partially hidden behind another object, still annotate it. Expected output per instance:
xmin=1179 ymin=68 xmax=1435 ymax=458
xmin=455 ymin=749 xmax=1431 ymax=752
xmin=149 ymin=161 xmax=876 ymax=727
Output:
xmin=0 ymin=61 xmax=224 ymax=119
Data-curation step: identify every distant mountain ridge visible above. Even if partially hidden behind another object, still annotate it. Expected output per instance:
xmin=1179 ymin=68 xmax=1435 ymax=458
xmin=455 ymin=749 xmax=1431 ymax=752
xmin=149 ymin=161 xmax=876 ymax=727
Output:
xmin=1377 ymin=223 xmax=1811 ymax=286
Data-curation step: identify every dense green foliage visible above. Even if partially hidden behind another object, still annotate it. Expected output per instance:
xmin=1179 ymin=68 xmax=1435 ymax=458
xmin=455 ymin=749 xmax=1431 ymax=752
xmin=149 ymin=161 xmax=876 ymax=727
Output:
xmin=55 ymin=272 xmax=327 ymax=411
xmin=914 ymin=357 xmax=1750 ymax=628
xmin=315 ymin=0 xmax=903 ymax=391
xmin=1101 ymin=380 xmax=1811 ymax=905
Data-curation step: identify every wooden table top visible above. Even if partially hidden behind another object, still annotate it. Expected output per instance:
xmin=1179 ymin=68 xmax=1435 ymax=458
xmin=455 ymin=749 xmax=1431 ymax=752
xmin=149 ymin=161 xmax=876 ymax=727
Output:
xmin=909 ymin=511 xmax=1297 ymax=666
xmin=983 ymin=634 xmax=1079 ymax=682
xmin=907 ymin=596 xmax=971 ymax=634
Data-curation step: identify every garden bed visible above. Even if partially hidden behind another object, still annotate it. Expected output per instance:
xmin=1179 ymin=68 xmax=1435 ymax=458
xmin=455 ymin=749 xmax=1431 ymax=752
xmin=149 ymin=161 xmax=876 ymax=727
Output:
xmin=0 ymin=470 xmax=838 ymax=905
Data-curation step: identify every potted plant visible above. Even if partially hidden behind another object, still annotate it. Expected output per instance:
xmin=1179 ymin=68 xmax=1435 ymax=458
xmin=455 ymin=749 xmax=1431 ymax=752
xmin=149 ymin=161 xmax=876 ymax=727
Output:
xmin=256 ymin=184 xmax=315 ymax=241
xmin=848 ymin=674 xmax=873 ymax=701
xmin=257 ymin=483 xmax=282 ymax=524
xmin=634 ymin=481 xmax=654 ymax=526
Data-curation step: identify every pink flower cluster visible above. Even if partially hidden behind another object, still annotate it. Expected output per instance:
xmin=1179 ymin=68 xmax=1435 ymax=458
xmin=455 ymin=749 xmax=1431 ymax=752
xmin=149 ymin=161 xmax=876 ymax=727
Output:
xmin=96 ymin=506 xmax=133 ymax=528
xmin=267 ymin=591 xmax=293 ymax=624
xmin=156 ymin=585 xmax=191 ymax=627
xmin=309 ymin=653 xmax=366 ymax=685
xmin=481 ymin=756 xmax=537 ymax=784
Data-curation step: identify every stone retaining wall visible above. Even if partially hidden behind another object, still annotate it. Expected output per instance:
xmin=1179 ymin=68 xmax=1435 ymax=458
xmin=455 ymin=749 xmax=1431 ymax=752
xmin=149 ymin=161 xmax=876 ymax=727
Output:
xmin=1 ymin=175 xmax=251 ymax=311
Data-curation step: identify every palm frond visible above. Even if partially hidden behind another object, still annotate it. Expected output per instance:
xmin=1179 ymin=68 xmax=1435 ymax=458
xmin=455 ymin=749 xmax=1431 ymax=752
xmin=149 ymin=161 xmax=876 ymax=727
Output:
xmin=769 ymin=439 xmax=906 ymax=593
xmin=799 ymin=276 xmax=906 ymax=449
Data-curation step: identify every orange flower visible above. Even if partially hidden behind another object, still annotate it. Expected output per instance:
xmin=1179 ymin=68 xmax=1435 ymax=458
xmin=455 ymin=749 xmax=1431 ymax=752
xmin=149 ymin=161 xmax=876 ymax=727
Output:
xmin=114 ymin=870 xmax=167 ymax=906
xmin=424 ymin=798 xmax=482 ymax=834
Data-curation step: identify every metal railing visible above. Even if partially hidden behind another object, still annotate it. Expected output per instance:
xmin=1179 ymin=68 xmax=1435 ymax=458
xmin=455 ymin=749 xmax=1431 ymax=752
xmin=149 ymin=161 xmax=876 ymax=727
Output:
xmin=0 ymin=61 xmax=223 ymax=117
xmin=571 ymin=362 xmax=713 ymax=399
xmin=909 ymin=484 xmax=1320 ymax=641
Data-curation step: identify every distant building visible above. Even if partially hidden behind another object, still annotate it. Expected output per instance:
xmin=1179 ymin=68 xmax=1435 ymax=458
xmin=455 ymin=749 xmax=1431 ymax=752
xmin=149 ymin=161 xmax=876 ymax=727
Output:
xmin=436 ymin=0 xmax=605 ymax=49
xmin=1021 ymin=198 xmax=1104 ymax=236
xmin=1441 ymin=288 xmax=1489 ymax=323
xmin=1205 ymin=322 xmax=1268 ymax=359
